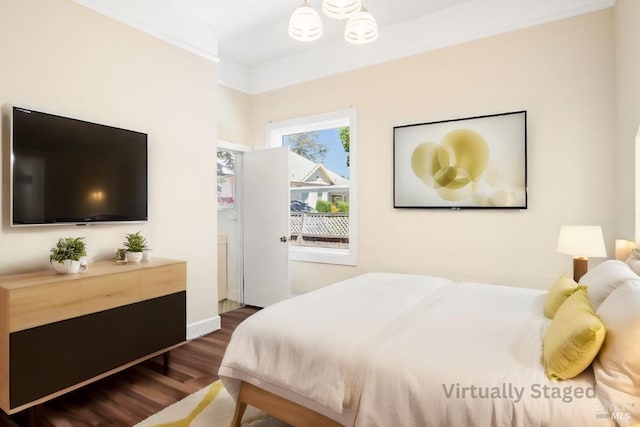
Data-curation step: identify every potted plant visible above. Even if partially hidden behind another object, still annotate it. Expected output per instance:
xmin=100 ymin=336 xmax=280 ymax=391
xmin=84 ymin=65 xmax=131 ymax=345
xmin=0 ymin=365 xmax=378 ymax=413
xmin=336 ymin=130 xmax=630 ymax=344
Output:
xmin=50 ymin=237 xmax=87 ymax=274
xmin=124 ymin=231 xmax=148 ymax=264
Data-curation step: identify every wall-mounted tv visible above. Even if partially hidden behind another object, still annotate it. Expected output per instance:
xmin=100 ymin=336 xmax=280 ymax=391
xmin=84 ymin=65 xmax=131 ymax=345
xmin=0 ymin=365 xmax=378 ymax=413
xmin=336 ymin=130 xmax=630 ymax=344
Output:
xmin=11 ymin=106 xmax=148 ymax=226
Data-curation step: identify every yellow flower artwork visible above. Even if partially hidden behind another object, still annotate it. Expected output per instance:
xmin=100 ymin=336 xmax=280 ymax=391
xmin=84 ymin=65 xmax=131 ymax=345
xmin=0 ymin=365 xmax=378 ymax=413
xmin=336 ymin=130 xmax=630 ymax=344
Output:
xmin=394 ymin=111 xmax=527 ymax=208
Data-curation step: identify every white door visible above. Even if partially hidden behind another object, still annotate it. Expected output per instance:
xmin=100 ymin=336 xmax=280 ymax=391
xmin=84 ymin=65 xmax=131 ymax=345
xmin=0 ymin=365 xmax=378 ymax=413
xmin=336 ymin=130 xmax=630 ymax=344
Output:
xmin=242 ymin=147 xmax=290 ymax=307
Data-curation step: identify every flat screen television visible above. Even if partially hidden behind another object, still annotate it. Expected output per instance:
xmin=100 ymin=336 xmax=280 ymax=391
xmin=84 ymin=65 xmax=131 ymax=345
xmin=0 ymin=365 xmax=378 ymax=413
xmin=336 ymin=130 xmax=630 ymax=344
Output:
xmin=11 ymin=106 xmax=148 ymax=226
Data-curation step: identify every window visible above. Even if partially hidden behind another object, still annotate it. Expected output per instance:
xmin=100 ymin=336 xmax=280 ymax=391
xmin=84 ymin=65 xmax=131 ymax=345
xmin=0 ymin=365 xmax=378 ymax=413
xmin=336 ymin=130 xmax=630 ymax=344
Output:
xmin=267 ymin=109 xmax=357 ymax=266
xmin=217 ymin=149 xmax=236 ymax=210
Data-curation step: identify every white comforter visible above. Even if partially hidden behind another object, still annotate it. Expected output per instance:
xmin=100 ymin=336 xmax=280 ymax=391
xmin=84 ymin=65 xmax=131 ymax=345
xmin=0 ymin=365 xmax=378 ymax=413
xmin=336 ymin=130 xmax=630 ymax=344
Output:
xmin=219 ymin=273 xmax=613 ymax=427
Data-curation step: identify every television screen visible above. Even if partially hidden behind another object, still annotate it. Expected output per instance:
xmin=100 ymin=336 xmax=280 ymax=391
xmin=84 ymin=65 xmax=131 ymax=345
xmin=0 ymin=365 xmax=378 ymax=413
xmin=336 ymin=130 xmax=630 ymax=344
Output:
xmin=11 ymin=106 xmax=148 ymax=225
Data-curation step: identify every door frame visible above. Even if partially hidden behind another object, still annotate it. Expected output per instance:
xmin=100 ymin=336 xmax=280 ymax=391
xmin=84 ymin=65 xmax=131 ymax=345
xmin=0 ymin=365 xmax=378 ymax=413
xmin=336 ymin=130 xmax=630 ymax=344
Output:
xmin=217 ymin=140 xmax=251 ymax=305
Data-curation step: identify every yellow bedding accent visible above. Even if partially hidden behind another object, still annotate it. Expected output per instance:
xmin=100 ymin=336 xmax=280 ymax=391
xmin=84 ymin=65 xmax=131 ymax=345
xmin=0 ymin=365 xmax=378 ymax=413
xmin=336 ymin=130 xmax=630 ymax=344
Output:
xmin=544 ymin=286 xmax=606 ymax=380
xmin=544 ymin=272 xmax=578 ymax=319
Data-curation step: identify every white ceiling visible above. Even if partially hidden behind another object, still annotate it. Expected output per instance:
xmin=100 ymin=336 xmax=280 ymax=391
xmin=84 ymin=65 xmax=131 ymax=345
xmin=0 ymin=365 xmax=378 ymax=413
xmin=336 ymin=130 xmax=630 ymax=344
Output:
xmin=72 ymin=0 xmax=614 ymax=94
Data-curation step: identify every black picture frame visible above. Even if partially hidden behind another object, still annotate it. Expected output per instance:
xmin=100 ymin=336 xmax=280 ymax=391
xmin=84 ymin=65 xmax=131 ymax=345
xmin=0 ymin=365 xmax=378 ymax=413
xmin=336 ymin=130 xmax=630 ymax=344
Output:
xmin=393 ymin=111 xmax=527 ymax=209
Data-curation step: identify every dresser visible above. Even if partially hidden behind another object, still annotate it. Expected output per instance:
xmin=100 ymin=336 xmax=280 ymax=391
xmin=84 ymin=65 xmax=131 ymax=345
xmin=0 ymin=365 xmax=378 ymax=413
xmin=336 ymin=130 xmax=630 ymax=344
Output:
xmin=0 ymin=258 xmax=187 ymax=415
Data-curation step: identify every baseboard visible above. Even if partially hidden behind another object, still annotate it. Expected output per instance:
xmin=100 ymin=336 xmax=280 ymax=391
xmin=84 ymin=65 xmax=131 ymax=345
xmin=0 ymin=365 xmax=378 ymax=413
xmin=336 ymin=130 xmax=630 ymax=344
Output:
xmin=187 ymin=316 xmax=221 ymax=340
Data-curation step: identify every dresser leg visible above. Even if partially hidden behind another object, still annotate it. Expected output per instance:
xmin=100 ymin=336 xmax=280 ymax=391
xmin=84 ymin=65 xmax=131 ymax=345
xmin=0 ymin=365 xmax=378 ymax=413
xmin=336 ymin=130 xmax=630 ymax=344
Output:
xmin=163 ymin=352 xmax=170 ymax=375
xmin=29 ymin=405 xmax=41 ymax=427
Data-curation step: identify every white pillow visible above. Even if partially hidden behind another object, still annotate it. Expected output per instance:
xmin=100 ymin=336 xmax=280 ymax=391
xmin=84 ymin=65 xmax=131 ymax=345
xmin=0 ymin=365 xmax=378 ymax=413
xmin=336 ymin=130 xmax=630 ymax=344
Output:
xmin=578 ymin=260 xmax=638 ymax=310
xmin=592 ymin=280 xmax=640 ymax=426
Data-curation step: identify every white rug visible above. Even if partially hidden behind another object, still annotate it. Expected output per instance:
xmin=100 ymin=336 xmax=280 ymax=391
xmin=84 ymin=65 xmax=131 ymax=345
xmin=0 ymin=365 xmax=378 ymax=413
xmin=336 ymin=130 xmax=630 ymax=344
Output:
xmin=135 ymin=380 xmax=289 ymax=427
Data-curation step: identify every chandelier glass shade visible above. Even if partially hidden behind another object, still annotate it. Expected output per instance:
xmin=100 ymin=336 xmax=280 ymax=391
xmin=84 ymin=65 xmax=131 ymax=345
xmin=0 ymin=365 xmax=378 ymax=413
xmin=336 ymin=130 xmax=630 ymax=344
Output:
xmin=289 ymin=0 xmax=377 ymax=45
xmin=288 ymin=1 xmax=324 ymax=42
xmin=322 ymin=0 xmax=362 ymax=20
xmin=344 ymin=7 xmax=378 ymax=44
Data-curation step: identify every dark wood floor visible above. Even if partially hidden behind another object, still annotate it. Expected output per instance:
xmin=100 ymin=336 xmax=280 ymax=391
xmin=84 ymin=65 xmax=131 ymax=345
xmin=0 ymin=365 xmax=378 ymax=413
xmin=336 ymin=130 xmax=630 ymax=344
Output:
xmin=1 ymin=307 xmax=259 ymax=427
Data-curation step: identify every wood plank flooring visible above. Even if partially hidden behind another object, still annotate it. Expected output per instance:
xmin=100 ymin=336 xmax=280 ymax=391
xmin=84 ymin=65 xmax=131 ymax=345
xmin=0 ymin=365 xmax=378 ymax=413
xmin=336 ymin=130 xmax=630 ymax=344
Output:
xmin=1 ymin=307 xmax=259 ymax=427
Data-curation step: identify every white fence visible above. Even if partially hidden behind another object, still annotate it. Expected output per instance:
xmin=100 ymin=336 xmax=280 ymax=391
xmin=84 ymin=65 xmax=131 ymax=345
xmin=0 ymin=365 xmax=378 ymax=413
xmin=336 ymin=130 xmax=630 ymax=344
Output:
xmin=290 ymin=213 xmax=349 ymax=241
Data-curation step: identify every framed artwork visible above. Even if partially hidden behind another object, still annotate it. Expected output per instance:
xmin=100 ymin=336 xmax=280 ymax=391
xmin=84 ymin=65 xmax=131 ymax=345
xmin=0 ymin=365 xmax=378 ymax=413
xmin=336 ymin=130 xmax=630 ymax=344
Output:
xmin=393 ymin=111 xmax=527 ymax=209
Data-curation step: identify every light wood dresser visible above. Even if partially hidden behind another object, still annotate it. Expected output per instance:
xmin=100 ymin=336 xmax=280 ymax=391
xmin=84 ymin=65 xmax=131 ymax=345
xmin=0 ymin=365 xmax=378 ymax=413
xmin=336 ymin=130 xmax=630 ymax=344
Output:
xmin=0 ymin=258 xmax=187 ymax=416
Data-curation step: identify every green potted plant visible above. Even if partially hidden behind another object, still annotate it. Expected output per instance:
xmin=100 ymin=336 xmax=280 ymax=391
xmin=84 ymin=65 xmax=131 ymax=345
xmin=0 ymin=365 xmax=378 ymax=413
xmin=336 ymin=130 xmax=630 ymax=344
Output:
xmin=49 ymin=237 xmax=87 ymax=274
xmin=124 ymin=231 xmax=148 ymax=264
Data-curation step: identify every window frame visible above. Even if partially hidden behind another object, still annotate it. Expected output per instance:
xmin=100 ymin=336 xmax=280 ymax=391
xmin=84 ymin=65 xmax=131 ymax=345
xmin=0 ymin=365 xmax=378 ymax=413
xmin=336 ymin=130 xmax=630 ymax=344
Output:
xmin=266 ymin=108 xmax=357 ymax=266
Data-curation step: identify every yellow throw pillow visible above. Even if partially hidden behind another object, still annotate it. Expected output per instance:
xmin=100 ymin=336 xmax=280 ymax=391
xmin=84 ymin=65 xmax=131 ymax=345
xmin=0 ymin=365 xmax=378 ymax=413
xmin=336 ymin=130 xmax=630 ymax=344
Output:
xmin=544 ymin=273 xmax=578 ymax=319
xmin=543 ymin=286 xmax=606 ymax=380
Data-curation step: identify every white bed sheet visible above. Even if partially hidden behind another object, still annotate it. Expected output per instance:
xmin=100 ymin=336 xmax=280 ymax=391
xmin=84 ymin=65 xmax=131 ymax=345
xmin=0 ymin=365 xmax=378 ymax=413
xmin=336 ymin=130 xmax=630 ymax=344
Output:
xmin=219 ymin=273 xmax=614 ymax=427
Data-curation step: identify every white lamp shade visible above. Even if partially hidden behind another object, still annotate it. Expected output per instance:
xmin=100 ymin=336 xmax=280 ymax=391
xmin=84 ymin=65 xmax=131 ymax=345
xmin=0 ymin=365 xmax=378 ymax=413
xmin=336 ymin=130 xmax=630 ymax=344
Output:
xmin=344 ymin=8 xmax=378 ymax=45
xmin=557 ymin=225 xmax=607 ymax=258
xmin=323 ymin=0 xmax=361 ymax=19
xmin=289 ymin=2 xmax=323 ymax=42
xmin=614 ymin=239 xmax=636 ymax=261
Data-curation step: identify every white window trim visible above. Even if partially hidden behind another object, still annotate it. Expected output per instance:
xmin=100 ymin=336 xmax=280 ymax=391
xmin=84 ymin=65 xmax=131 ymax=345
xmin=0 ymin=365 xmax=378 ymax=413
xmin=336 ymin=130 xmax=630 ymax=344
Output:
xmin=266 ymin=109 xmax=358 ymax=266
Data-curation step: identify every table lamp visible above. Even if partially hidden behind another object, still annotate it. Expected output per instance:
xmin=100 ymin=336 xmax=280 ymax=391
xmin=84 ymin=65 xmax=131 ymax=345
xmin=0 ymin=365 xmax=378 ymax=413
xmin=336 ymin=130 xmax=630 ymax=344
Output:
xmin=557 ymin=225 xmax=607 ymax=282
xmin=614 ymin=239 xmax=636 ymax=261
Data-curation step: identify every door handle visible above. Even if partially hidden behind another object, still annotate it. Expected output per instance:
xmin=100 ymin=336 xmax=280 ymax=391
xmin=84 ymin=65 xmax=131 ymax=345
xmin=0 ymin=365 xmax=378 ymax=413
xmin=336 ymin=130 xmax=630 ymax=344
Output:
xmin=280 ymin=236 xmax=288 ymax=243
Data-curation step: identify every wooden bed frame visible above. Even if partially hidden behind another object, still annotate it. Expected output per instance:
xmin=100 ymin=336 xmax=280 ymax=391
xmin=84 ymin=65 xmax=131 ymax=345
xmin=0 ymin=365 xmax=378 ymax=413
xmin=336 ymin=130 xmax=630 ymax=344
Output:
xmin=231 ymin=381 xmax=343 ymax=427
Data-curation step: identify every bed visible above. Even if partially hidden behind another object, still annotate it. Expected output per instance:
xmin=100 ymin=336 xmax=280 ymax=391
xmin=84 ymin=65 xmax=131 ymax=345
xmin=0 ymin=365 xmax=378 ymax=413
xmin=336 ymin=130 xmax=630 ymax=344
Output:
xmin=219 ymin=262 xmax=640 ymax=427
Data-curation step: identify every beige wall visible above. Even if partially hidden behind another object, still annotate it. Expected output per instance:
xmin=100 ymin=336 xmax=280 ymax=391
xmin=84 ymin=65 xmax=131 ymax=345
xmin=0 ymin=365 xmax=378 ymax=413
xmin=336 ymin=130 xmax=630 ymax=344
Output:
xmin=613 ymin=0 xmax=640 ymax=241
xmin=218 ymin=85 xmax=252 ymax=145
xmin=0 ymin=0 xmax=219 ymax=328
xmin=244 ymin=10 xmax=617 ymax=293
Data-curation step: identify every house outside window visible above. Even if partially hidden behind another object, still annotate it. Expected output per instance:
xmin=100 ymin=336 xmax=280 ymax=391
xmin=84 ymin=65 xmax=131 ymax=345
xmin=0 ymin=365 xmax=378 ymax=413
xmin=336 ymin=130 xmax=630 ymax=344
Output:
xmin=267 ymin=109 xmax=357 ymax=266
xmin=217 ymin=150 xmax=236 ymax=210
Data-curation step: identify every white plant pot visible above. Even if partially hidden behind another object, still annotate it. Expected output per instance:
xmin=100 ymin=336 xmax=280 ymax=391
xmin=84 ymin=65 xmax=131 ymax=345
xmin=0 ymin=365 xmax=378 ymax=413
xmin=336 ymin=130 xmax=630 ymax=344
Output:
xmin=126 ymin=251 xmax=143 ymax=264
xmin=52 ymin=259 xmax=81 ymax=275
xmin=79 ymin=255 xmax=89 ymax=273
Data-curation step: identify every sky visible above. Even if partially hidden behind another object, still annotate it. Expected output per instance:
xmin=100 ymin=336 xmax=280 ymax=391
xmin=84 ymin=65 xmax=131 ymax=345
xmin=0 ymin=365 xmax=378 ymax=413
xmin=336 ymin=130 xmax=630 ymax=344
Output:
xmin=315 ymin=128 xmax=349 ymax=178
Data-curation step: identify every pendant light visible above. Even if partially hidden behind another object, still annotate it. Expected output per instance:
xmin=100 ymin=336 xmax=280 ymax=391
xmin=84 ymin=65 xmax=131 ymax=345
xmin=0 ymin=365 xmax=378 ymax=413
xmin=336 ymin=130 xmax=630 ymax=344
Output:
xmin=322 ymin=0 xmax=361 ymax=20
xmin=288 ymin=0 xmax=378 ymax=45
xmin=344 ymin=6 xmax=378 ymax=45
xmin=288 ymin=1 xmax=324 ymax=42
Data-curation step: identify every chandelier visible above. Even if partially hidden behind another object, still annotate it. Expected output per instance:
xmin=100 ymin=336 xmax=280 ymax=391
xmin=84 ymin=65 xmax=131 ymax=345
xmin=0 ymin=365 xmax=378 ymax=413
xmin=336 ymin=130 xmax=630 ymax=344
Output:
xmin=288 ymin=0 xmax=378 ymax=45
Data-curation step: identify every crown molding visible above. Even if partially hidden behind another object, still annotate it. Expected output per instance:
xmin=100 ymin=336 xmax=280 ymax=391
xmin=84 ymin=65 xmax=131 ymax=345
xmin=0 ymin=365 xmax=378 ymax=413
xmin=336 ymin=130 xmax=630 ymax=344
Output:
xmin=72 ymin=0 xmax=614 ymax=94
xmin=226 ymin=0 xmax=614 ymax=94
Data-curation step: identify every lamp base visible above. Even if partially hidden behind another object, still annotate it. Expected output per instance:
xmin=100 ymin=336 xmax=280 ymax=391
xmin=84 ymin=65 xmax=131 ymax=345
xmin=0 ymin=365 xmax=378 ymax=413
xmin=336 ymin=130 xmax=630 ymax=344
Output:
xmin=573 ymin=257 xmax=588 ymax=282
